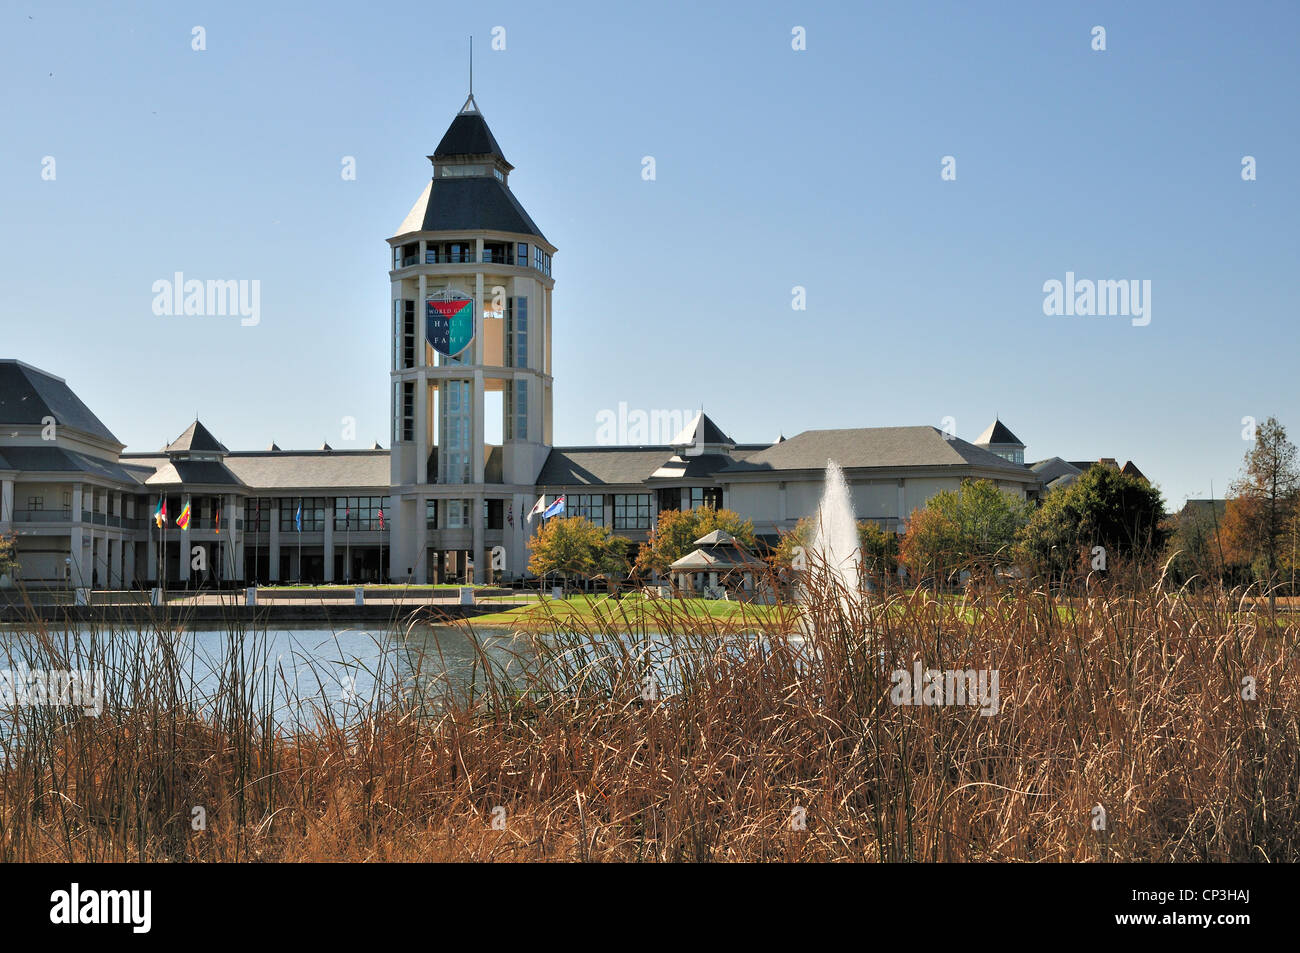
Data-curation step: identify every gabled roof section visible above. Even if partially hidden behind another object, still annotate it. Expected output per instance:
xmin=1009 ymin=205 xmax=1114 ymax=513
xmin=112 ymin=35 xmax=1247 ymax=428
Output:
xmin=719 ymin=426 xmax=1032 ymax=475
xmin=166 ymin=420 xmax=228 ymax=454
xmin=0 ymin=360 xmax=120 ymax=444
xmin=975 ymin=418 xmax=1024 ymax=447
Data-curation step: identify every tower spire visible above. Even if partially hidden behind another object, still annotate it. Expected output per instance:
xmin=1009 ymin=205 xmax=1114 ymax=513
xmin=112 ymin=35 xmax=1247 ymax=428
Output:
xmin=459 ymin=36 xmax=478 ymax=114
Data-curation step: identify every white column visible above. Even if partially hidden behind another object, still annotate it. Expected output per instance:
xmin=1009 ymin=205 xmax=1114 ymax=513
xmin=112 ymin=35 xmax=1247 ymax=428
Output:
xmin=69 ymin=484 xmax=86 ymax=587
xmin=471 ymin=493 xmax=484 ymax=585
xmin=0 ymin=477 xmax=13 ymax=529
xmin=110 ymin=537 xmax=123 ymax=588
xmin=471 ymin=368 xmax=485 ymax=483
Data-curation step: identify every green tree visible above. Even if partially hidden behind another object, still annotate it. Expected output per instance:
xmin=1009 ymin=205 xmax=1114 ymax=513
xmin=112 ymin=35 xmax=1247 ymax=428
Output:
xmin=595 ymin=535 xmax=635 ymax=593
xmin=899 ymin=479 xmax=1032 ymax=583
xmin=528 ymin=516 xmax=617 ymax=587
xmin=634 ymin=507 xmax=756 ymax=576
xmin=1017 ymin=464 xmax=1166 ymax=581
xmin=858 ymin=520 xmax=900 ymax=581
xmin=771 ymin=517 xmax=899 ymax=580
xmin=1227 ymin=417 xmax=1299 ymax=608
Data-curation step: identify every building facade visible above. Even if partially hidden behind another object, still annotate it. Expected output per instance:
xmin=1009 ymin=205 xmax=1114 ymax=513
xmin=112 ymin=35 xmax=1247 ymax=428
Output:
xmin=0 ymin=98 xmax=1143 ymax=590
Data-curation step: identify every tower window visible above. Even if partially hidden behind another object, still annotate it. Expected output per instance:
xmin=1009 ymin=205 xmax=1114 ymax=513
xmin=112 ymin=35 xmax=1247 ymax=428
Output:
xmin=401 ymin=381 xmax=415 ymax=442
xmin=505 ymin=378 xmax=528 ymax=441
xmin=401 ymin=300 xmax=415 ymax=369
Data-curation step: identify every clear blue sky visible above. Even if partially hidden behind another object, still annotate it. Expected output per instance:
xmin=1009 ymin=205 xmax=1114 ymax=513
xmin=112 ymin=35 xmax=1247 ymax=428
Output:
xmin=2 ymin=0 xmax=1296 ymax=507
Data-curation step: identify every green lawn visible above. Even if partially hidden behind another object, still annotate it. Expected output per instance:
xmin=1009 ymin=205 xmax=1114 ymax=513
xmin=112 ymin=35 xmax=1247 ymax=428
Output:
xmin=257 ymin=583 xmax=497 ymax=591
xmin=466 ymin=594 xmax=799 ymax=629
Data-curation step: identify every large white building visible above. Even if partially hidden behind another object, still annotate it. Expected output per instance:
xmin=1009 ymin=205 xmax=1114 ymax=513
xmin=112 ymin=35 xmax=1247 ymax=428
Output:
xmin=2 ymin=98 xmax=1145 ymax=590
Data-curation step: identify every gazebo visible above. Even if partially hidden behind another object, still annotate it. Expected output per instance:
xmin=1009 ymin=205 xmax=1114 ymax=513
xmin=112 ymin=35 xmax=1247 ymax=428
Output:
xmin=669 ymin=530 xmax=765 ymax=598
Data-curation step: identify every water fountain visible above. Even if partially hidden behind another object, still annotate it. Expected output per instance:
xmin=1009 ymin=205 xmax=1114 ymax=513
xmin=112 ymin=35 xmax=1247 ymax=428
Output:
xmin=808 ymin=459 xmax=860 ymax=598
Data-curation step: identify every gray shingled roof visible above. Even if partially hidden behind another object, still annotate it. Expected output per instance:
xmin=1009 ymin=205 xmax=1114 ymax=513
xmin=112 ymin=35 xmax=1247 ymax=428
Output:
xmin=536 ymin=447 xmax=674 ymax=487
xmin=166 ymin=420 xmax=228 ymax=454
xmin=432 ymin=109 xmax=510 ymax=165
xmin=975 ymin=418 xmax=1024 ymax=447
xmin=650 ymin=452 xmax=743 ymax=481
xmin=720 ymin=426 xmax=1033 ymax=475
xmin=146 ymin=460 xmax=245 ymax=488
xmin=221 ymin=451 xmax=391 ymax=490
xmin=1030 ymin=456 xmax=1083 ymax=484
xmin=399 ymin=177 xmax=547 ymax=240
xmin=0 ymin=360 xmax=119 ymax=444
xmin=0 ymin=445 xmax=144 ymax=483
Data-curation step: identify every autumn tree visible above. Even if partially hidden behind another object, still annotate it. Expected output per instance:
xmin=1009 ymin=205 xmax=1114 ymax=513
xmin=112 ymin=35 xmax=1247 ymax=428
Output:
xmin=634 ymin=507 xmax=756 ymax=577
xmin=528 ymin=516 xmax=622 ymax=588
xmin=1225 ymin=417 xmax=1299 ymax=607
xmin=0 ymin=534 xmax=17 ymax=580
xmin=900 ymin=479 xmax=1032 ymax=584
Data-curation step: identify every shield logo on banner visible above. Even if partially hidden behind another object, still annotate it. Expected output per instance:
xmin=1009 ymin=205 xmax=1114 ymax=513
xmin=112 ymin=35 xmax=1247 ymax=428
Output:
xmin=426 ymin=296 xmax=474 ymax=358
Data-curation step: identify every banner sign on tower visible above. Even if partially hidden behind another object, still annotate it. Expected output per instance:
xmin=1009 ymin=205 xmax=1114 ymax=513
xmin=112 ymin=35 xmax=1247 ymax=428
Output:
xmin=426 ymin=295 xmax=475 ymax=358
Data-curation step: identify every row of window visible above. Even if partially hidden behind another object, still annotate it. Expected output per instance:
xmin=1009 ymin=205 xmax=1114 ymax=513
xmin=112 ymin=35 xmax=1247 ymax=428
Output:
xmin=436 ymin=164 xmax=505 ymax=182
xmin=657 ymin=487 xmax=723 ymax=511
xmin=394 ymin=242 xmax=551 ymax=276
xmin=242 ymin=498 xmax=388 ymax=532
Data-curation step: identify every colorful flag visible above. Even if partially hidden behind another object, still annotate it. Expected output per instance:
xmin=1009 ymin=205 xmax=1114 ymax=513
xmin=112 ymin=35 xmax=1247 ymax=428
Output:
xmin=507 ymin=502 xmax=514 ymax=527
xmin=345 ymin=504 xmax=350 ymax=530
xmin=153 ymin=497 xmax=166 ymax=528
xmin=526 ymin=496 xmax=547 ymax=525
xmin=295 ymin=501 xmax=302 ymax=532
xmin=214 ymin=505 xmax=220 ymax=534
xmin=177 ymin=499 xmax=192 ymax=531
xmin=377 ymin=507 xmax=384 ymax=530
xmin=542 ymin=495 xmax=566 ymax=519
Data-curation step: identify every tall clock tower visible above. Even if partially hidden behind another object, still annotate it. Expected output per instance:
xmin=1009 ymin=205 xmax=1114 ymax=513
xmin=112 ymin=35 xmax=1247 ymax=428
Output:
xmin=387 ymin=94 xmax=555 ymax=583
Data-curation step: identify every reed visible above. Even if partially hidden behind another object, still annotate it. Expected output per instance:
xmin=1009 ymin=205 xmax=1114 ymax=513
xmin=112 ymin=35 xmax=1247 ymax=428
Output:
xmin=0 ymin=564 xmax=1295 ymax=862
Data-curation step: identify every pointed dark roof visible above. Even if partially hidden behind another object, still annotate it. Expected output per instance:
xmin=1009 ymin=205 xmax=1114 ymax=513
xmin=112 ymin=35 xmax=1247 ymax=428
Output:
xmin=400 ymin=177 xmax=547 ymax=240
xmin=432 ymin=108 xmax=510 ymax=166
xmin=671 ymin=412 xmax=734 ymax=449
xmin=166 ymin=420 xmax=228 ymax=454
xmin=0 ymin=360 xmax=119 ymax=444
xmin=974 ymin=418 xmax=1024 ymax=447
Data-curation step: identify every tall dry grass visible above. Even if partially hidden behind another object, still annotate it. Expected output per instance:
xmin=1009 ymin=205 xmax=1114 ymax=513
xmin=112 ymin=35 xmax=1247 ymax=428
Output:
xmin=0 ymin=563 xmax=1296 ymax=862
